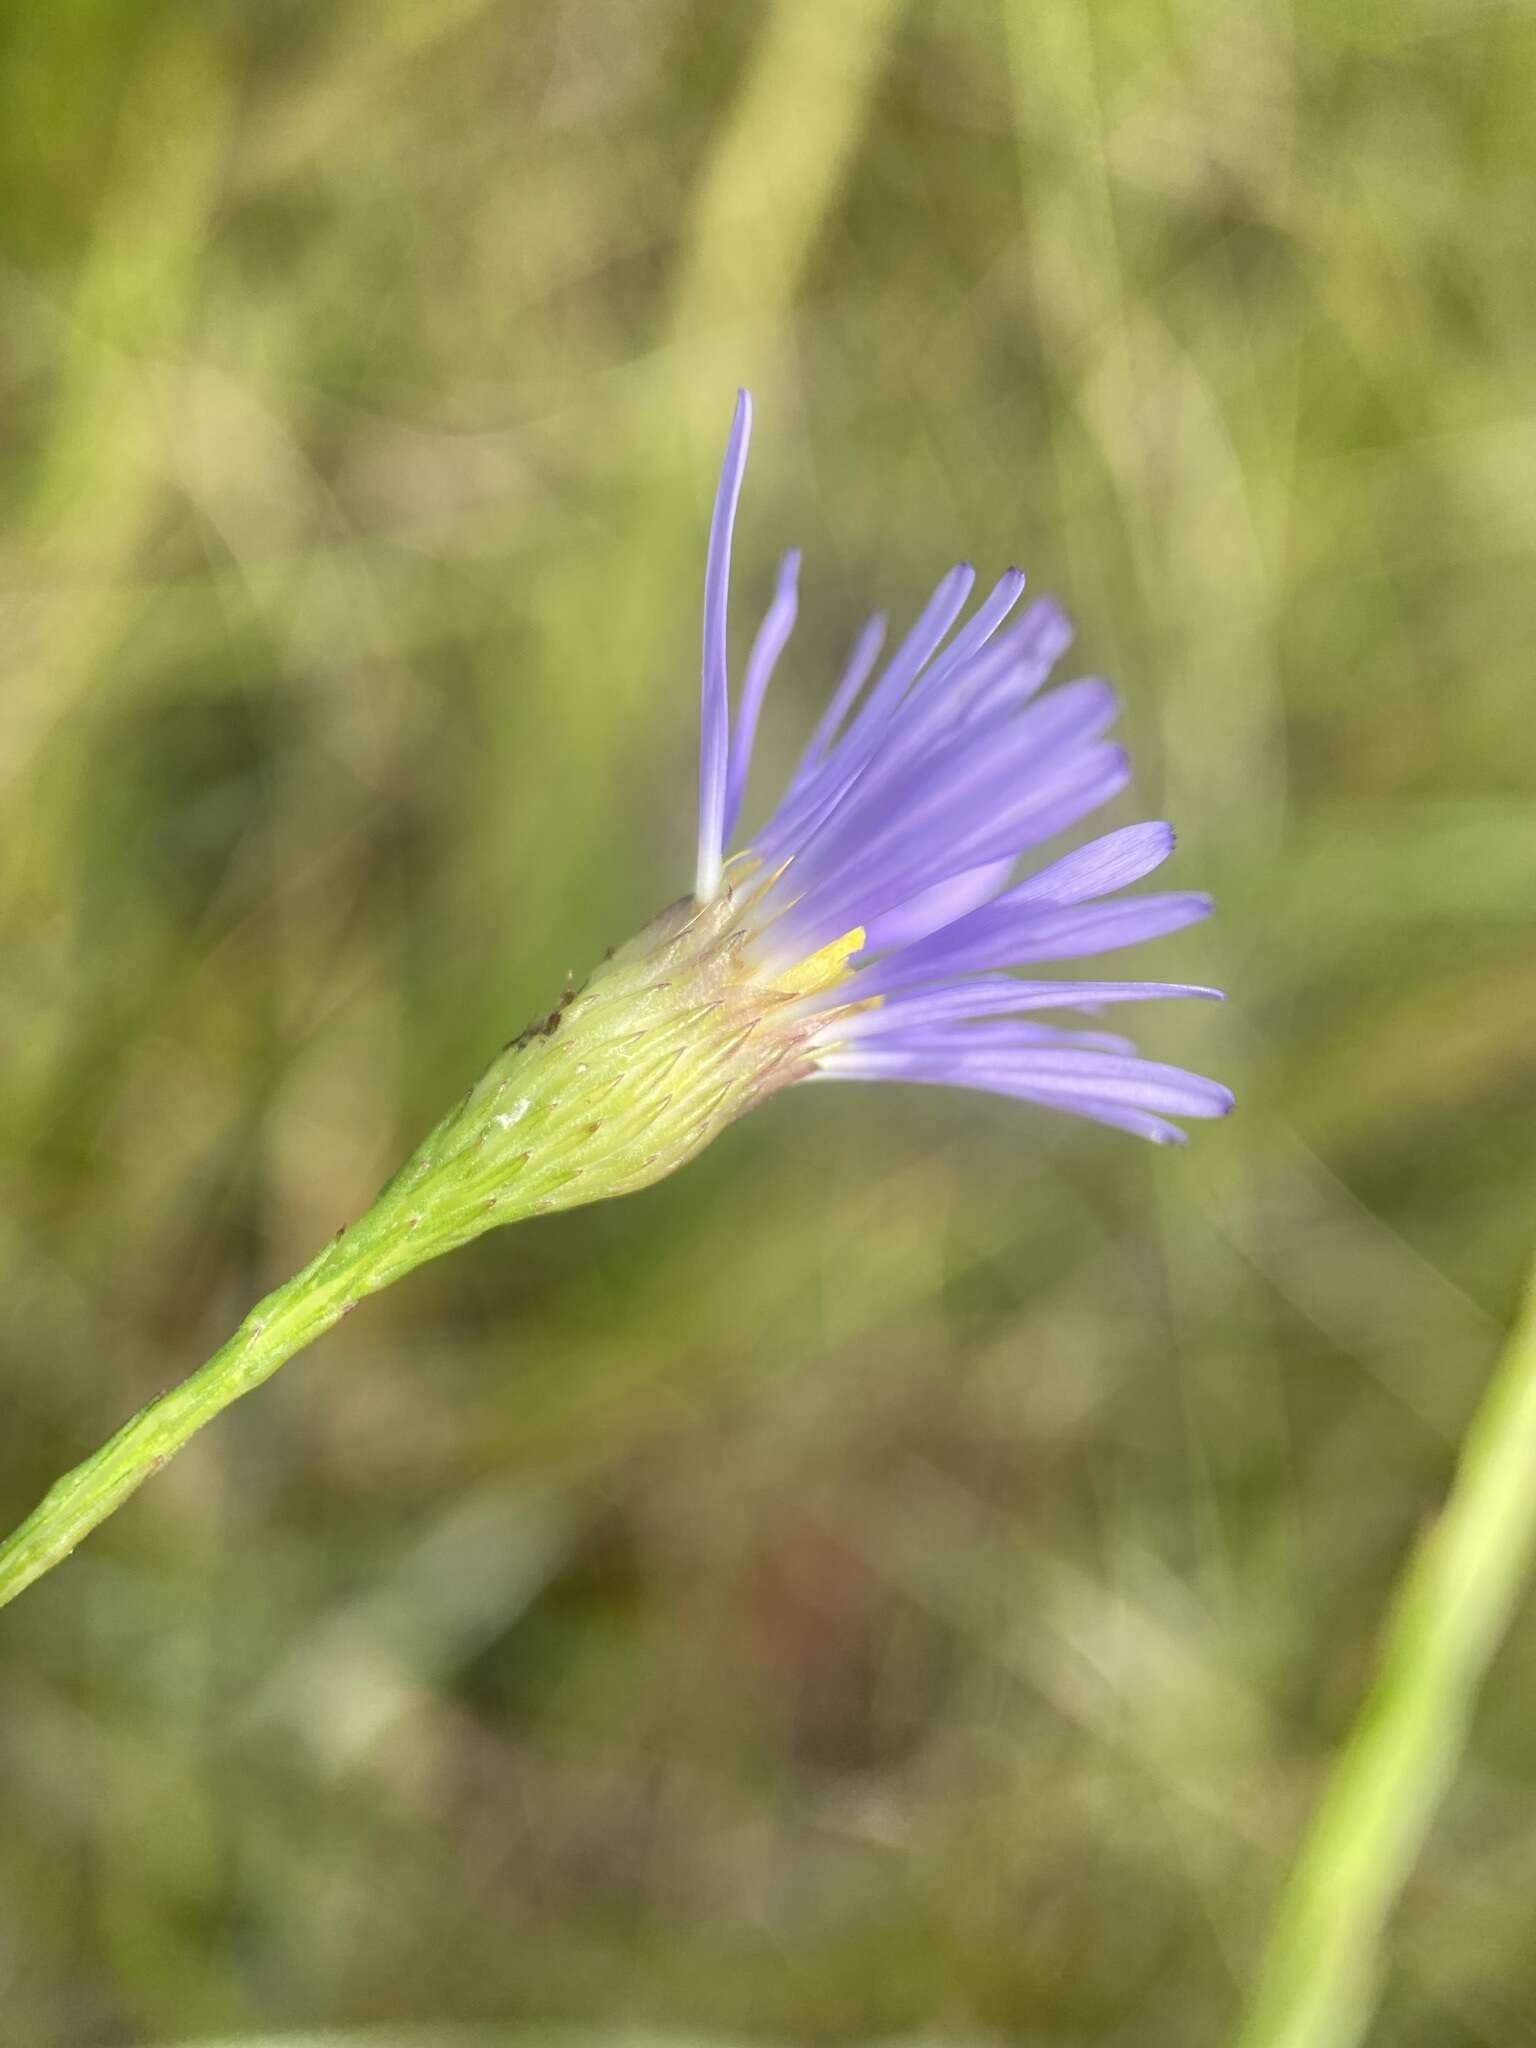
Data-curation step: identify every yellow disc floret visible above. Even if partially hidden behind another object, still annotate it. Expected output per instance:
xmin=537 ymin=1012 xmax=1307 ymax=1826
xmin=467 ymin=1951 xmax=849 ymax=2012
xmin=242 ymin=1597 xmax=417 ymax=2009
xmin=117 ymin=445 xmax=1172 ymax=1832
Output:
xmin=769 ymin=925 xmax=866 ymax=1000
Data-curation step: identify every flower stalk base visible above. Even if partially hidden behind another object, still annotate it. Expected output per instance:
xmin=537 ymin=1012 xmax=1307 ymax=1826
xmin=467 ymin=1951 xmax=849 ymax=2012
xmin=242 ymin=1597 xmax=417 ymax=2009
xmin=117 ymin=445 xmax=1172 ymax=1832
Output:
xmin=0 ymin=892 xmax=830 ymax=1613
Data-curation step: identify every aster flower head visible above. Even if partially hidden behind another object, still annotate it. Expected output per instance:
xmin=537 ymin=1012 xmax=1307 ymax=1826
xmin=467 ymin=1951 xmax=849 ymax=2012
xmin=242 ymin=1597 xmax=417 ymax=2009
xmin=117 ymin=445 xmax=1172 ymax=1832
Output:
xmin=346 ymin=391 xmax=1230 ymax=1274
xmin=0 ymin=391 xmax=1236 ymax=1618
xmin=0 ymin=392 xmax=1237 ymax=1613
xmin=687 ymin=389 xmax=1232 ymax=1149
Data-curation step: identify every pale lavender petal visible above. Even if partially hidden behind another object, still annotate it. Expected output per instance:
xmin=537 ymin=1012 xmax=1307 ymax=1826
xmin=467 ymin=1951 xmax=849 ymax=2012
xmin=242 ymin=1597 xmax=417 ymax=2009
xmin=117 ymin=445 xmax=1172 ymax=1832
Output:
xmin=856 ymin=749 xmax=1133 ymax=931
xmin=996 ymin=822 xmax=1176 ymax=909
xmin=856 ymin=891 xmax=1214 ymax=995
xmin=860 ymin=857 xmax=1016 ymax=952
xmin=788 ymin=612 xmax=887 ymax=790
xmin=955 ymin=599 xmax=1074 ymax=724
xmin=762 ymin=677 xmax=1123 ymax=937
xmin=723 ymin=548 xmax=800 ymax=844
xmin=771 ymin=741 xmax=1130 ymax=958
xmin=869 ymin=1019 xmax=1143 ymax=1055
xmin=753 ymin=564 xmax=976 ymax=864
xmin=778 ymin=627 xmax=1095 ymax=885
xmin=696 ymin=389 xmax=752 ymax=901
xmin=895 ymin=602 xmax=1072 ymax=747
xmin=812 ymin=1050 xmax=1230 ymax=1144
xmin=819 ymin=1044 xmax=1231 ymax=1117
xmin=823 ymin=978 xmax=1223 ymax=1033
xmin=683 ymin=394 xmax=1229 ymax=1144
xmin=828 ymin=561 xmax=977 ymax=759
xmin=793 ymin=676 xmax=1122 ymax=893
xmin=902 ymin=567 xmax=1026 ymax=702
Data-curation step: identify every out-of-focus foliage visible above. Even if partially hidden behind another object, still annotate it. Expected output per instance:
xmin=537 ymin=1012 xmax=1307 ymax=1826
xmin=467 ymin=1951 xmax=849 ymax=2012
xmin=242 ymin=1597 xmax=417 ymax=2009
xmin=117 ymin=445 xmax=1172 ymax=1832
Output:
xmin=2 ymin=3 xmax=1534 ymax=2044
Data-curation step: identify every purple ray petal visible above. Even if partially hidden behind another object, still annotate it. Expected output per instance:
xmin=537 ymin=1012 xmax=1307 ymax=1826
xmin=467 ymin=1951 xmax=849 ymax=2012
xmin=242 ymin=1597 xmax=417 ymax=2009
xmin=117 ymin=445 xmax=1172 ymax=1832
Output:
xmin=758 ymin=675 xmax=1124 ymax=939
xmin=954 ymin=599 xmax=1074 ymax=725
xmin=996 ymin=822 xmax=1176 ymax=909
xmin=901 ymin=567 xmax=1026 ymax=704
xmin=797 ymin=675 xmax=1121 ymax=889
xmin=770 ymin=739 xmax=1130 ymax=958
xmin=817 ymin=977 xmax=1223 ymax=1032
xmin=870 ymin=1019 xmax=1144 ymax=1055
xmin=860 ymin=856 xmax=1017 ymax=952
xmin=696 ymin=389 xmax=752 ymax=901
xmin=753 ymin=564 xmax=976 ymax=865
xmin=1003 ymin=1051 xmax=1234 ymax=1117
xmin=789 ymin=613 xmax=887 ymax=791
xmin=819 ymin=1044 xmax=1232 ymax=1118
xmin=682 ymin=395 xmax=1229 ymax=1145
xmin=778 ymin=636 xmax=1101 ymax=899
xmin=811 ymin=1058 xmax=1208 ymax=1145
xmin=857 ymin=890 xmax=1214 ymax=995
xmin=828 ymin=561 xmax=978 ymax=760
xmin=723 ymin=548 xmax=800 ymax=845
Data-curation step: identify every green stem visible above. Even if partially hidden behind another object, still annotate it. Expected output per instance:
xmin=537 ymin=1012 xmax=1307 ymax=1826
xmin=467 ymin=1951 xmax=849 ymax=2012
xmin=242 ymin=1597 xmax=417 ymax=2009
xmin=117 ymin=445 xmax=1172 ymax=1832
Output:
xmin=0 ymin=890 xmax=828 ymax=1617
xmin=0 ymin=1224 xmax=399 ymax=1614
xmin=1231 ymin=1254 xmax=1536 ymax=2048
xmin=0 ymin=1051 xmax=497 ymax=1616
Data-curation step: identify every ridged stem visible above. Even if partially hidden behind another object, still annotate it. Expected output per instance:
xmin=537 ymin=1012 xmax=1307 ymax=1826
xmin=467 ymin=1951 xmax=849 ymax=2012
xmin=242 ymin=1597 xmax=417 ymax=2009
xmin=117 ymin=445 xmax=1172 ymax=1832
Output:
xmin=0 ymin=1203 xmax=428 ymax=1615
xmin=0 ymin=891 xmax=819 ymax=1616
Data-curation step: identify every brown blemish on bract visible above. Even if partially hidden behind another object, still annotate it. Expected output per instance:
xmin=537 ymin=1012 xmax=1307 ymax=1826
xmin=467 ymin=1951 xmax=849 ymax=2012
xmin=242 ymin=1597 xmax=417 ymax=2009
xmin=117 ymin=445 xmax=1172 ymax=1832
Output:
xmin=508 ymin=983 xmax=582 ymax=1052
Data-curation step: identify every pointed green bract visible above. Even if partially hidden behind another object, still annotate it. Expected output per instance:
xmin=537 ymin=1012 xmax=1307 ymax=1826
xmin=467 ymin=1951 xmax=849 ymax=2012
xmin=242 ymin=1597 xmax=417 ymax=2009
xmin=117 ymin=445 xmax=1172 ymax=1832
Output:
xmin=310 ymin=891 xmax=852 ymax=1281
xmin=0 ymin=888 xmax=865 ymax=1613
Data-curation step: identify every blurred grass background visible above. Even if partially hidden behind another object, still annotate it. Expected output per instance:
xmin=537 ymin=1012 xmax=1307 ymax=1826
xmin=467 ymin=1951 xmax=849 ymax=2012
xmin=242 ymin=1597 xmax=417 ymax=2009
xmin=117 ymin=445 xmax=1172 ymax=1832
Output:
xmin=2 ymin=2 xmax=1534 ymax=2044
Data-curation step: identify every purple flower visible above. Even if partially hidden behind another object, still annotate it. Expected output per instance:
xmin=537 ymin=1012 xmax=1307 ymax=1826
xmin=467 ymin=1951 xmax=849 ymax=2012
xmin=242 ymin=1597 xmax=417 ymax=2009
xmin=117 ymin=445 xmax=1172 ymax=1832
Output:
xmin=694 ymin=391 xmax=1231 ymax=1147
